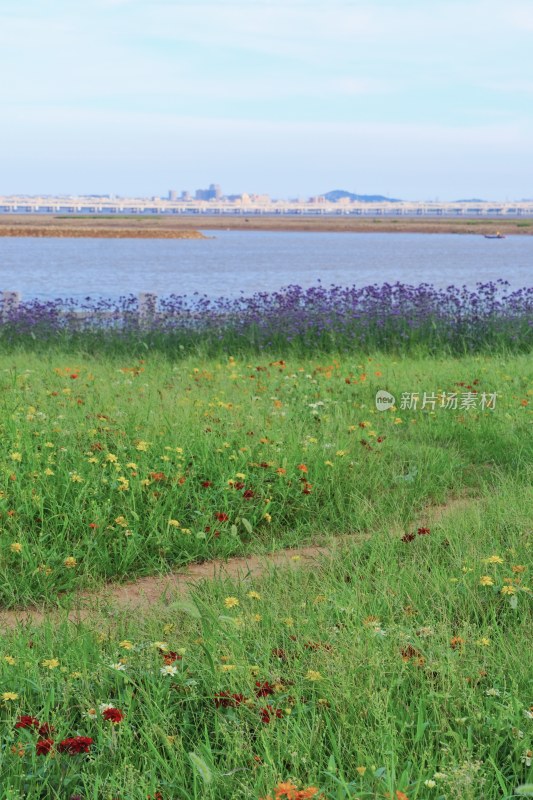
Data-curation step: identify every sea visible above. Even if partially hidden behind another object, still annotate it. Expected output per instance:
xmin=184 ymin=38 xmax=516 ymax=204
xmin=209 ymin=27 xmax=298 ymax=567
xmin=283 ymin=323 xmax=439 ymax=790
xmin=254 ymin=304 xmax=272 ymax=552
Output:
xmin=0 ymin=231 xmax=531 ymax=302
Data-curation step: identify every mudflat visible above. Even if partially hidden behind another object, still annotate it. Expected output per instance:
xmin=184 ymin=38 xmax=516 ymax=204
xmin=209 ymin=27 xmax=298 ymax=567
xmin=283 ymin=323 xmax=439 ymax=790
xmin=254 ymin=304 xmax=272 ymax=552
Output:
xmin=0 ymin=213 xmax=531 ymax=236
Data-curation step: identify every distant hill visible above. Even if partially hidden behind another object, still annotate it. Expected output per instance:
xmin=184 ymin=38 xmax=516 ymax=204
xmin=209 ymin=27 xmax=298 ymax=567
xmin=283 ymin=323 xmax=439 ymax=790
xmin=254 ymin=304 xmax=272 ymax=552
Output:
xmin=323 ymin=189 xmax=401 ymax=203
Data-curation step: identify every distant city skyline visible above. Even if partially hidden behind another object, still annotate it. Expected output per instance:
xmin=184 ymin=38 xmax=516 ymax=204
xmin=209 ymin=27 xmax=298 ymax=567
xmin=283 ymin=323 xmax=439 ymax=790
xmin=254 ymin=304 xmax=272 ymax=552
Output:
xmin=1 ymin=0 xmax=532 ymax=201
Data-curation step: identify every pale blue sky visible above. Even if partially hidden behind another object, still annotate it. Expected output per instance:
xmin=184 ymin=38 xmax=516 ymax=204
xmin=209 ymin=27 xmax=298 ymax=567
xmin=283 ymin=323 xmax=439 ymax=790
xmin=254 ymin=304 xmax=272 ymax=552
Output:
xmin=1 ymin=0 xmax=532 ymax=200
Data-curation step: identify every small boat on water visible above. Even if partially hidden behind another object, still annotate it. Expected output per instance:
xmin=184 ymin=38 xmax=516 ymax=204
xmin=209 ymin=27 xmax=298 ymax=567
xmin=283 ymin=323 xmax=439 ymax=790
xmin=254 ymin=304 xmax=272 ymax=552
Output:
xmin=484 ymin=232 xmax=506 ymax=239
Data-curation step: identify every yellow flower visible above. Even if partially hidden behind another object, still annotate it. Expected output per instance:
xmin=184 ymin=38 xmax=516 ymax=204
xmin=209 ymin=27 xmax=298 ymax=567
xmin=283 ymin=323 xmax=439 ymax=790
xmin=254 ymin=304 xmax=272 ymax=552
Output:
xmin=41 ymin=658 xmax=60 ymax=669
xmin=44 ymin=468 xmax=55 ymax=476
xmin=356 ymin=766 xmax=367 ymax=776
xmin=63 ymin=556 xmax=77 ymax=569
xmin=10 ymin=542 xmax=22 ymax=553
xmin=484 ymin=555 xmax=504 ymax=564
xmin=70 ymin=671 xmax=82 ymax=679
xmin=479 ymin=575 xmax=494 ymax=586
xmin=283 ymin=617 xmax=294 ymax=627
xmin=247 ymin=591 xmax=261 ymax=600
xmin=70 ymin=472 xmax=83 ymax=483
xmin=394 ymin=418 xmax=403 ymax=424
xmin=224 ymin=596 xmax=239 ymax=608
xmin=251 ymin=614 xmax=262 ymax=622
xmin=263 ymin=512 xmax=272 ymax=523
xmin=136 ymin=440 xmax=149 ymax=451
xmin=168 ymin=519 xmax=181 ymax=528
xmin=336 ymin=450 xmax=346 ymax=457
xmin=126 ymin=462 xmax=138 ymax=470
xmin=477 ymin=637 xmax=491 ymax=646
xmin=306 ymin=670 xmax=323 ymax=681
xmin=119 ymin=640 xmax=134 ymax=650
xmin=2 ymin=692 xmax=19 ymax=702
xmin=87 ymin=457 xmax=98 ymax=464
xmin=219 ymin=664 xmax=236 ymax=672
xmin=105 ymin=453 xmax=118 ymax=463
xmin=324 ymin=460 xmax=334 ymax=466
xmin=235 ymin=472 xmax=246 ymax=479
xmin=3 ymin=656 xmax=16 ymax=665
xmin=501 ymin=585 xmax=517 ymax=595
xmin=10 ymin=452 xmax=22 ymax=462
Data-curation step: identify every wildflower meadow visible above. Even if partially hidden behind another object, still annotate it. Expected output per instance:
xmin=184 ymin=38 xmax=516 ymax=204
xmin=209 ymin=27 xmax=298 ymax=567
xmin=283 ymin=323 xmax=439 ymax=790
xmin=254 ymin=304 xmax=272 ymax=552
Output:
xmin=0 ymin=283 xmax=532 ymax=799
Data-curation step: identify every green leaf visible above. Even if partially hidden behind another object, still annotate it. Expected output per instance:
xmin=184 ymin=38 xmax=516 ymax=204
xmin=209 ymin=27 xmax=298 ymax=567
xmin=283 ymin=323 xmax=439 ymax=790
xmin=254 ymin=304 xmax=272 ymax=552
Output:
xmin=170 ymin=599 xmax=201 ymax=619
xmin=509 ymin=594 xmax=518 ymax=609
xmin=516 ymin=786 xmax=533 ymax=796
xmin=327 ymin=753 xmax=337 ymax=773
xmin=189 ymin=751 xmax=213 ymax=785
xmin=241 ymin=517 xmax=253 ymax=534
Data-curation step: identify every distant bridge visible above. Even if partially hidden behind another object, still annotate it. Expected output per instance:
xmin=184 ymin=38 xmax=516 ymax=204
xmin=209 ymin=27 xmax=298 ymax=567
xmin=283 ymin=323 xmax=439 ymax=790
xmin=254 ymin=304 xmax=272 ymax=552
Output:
xmin=1 ymin=197 xmax=533 ymax=217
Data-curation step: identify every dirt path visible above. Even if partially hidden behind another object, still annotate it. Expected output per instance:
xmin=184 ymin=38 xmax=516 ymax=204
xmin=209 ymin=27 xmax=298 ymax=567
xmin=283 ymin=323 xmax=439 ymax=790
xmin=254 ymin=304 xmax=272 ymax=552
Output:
xmin=0 ymin=496 xmax=475 ymax=630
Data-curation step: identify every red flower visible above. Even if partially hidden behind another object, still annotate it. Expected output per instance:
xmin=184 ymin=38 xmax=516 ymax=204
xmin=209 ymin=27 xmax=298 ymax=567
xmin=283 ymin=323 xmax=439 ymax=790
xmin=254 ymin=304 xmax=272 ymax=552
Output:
xmin=102 ymin=707 xmax=124 ymax=724
xmin=401 ymin=533 xmax=415 ymax=543
xmin=89 ymin=523 xmax=97 ymax=529
xmin=271 ymin=648 xmax=287 ymax=661
xmin=215 ymin=512 xmax=229 ymax=522
xmin=233 ymin=482 xmax=245 ymax=490
xmin=149 ymin=472 xmax=167 ymax=482
xmin=255 ymin=681 xmax=275 ymax=697
xmin=214 ymin=692 xmax=246 ymax=708
xmin=36 ymin=738 xmax=54 ymax=755
xmin=260 ymin=705 xmax=284 ymax=724
xmin=417 ymin=527 xmax=430 ymax=536
xmin=201 ymin=480 xmax=212 ymax=488
xmin=70 ymin=374 xmax=78 ymax=379
xmin=162 ymin=651 xmax=182 ymax=664
xmin=38 ymin=722 xmax=54 ymax=737
xmin=15 ymin=715 xmax=40 ymax=730
xmin=57 ymin=736 xmax=93 ymax=754
xmin=243 ymin=489 xmax=255 ymax=499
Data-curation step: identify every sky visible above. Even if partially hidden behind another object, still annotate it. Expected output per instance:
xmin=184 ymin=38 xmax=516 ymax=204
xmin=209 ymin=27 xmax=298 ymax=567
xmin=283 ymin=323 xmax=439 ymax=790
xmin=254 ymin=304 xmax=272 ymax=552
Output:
xmin=1 ymin=0 xmax=532 ymax=201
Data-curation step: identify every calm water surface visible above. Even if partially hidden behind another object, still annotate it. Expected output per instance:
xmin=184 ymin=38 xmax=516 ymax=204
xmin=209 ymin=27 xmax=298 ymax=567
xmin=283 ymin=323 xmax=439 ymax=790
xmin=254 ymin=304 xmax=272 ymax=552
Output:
xmin=0 ymin=231 xmax=531 ymax=301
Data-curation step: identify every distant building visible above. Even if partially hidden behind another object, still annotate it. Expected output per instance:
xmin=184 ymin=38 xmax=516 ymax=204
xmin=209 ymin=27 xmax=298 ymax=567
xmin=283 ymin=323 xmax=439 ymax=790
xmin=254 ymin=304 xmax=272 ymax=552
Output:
xmin=168 ymin=190 xmax=177 ymax=201
xmin=195 ymin=183 xmax=222 ymax=200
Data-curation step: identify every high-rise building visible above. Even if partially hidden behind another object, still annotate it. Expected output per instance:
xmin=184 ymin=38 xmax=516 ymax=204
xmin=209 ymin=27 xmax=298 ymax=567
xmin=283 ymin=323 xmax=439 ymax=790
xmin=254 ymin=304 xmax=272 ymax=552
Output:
xmin=168 ymin=190 xmax=177 ymax=201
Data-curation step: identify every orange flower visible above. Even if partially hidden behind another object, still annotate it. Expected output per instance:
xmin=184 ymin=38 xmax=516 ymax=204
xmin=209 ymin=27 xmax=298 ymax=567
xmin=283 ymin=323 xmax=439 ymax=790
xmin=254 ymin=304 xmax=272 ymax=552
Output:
xmin=297 ymin=464 xmax=308 ymax=473
xmin=450 ymin=636 xmax=465 ymax=650
xmin=274 ymin=781 xmax=299 ymax=799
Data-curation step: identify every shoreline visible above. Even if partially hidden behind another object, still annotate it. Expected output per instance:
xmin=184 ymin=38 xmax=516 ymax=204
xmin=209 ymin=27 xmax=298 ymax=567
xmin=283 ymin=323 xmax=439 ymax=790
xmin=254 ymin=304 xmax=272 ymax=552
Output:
xmin=0 ymin=214 xmax=531 ymax=237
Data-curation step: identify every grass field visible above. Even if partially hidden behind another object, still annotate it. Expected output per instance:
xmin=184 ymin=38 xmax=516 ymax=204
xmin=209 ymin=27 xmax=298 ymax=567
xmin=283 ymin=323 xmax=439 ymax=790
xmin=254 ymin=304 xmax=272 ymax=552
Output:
xmin=0 ymin=349 xmax=532 ymax=799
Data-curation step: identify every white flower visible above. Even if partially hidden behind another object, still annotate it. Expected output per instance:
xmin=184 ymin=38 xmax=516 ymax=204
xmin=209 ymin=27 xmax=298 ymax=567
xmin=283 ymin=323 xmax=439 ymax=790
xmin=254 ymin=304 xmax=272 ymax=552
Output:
xmin=485 ymin=687 xmax=500 ymax=697
xmin=99 ymin=703 xmax=114 ymax=713
xmin=424 ymin=780 xmax=437 ymax=789
xmin=160 ymin=665 xmax=178 ymax=676
xmin=433 ymin=772 xmax=447 ymax=781
xmin=521 ymin=749 xmax=532 ymax=767
xmin=109 ymin=662 xmax=126 ymax=671
xmin=523 ymin=709 xmax=533 ymax=719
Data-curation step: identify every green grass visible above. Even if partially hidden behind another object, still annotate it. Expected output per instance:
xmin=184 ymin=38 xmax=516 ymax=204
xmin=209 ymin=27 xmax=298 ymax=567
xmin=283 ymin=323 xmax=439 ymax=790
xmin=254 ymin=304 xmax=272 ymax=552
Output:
xmin=0 ymin=348 xmax=531 ymax=798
